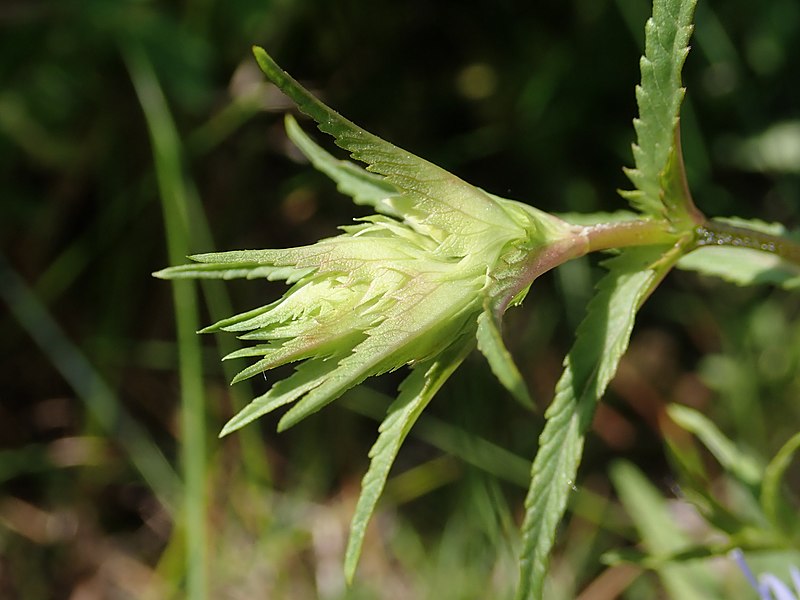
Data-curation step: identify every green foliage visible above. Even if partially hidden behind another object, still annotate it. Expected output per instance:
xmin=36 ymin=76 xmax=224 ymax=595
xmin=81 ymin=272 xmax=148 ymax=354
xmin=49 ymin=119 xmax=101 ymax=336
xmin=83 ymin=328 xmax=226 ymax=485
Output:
xmin=476 ymin=308 xmax=534 ymax=408
xmin=154 ymin=0 xmax=800 ymax=596
xmin=251 ymin=47 xmax=537 ymax=258
xmin=621 ymin=0 xmax=699 ymax=225
xmin=610 ymin=461 xmax=717 ymax=599
xmin=516 ymin=246 xmax=675 ymax=599
xmin=667 ymin=404 xmax=763 ymax=486
xmin=601 ymin=410 xmax=800 ymax=598
xmin=6 ymin=0 xmax=800 ymax=596
xmin=761 ymin=431 xmax=800 ymax=536
xmin=344 ymin=336 xmax=473 ymax=582
xmin=158 ymin=48 xmax=584 ymax=446
xmin=678 ymin=218 xmax=800 ymax=288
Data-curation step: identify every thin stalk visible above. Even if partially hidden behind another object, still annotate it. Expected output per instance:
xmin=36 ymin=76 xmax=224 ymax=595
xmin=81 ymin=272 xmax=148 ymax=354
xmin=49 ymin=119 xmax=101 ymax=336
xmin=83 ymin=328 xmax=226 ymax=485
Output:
xmin=582 ymin=219 xmax=678 ymax=253
xmin=693 ymin=220 xmax=800 ymax=267
xmin=182 ymin=183 xmax=272 ymax=486
xmin=125 ymin=46 xmax=208 ymax=599
xmin=498 ymin=219 xmax=678 ymax=317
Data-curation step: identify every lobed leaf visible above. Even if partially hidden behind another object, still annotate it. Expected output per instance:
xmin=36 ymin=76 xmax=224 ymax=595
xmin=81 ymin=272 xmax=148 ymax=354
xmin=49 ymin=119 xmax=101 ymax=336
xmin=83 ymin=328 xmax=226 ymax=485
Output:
xmin=516 ymin=245 xmax=676 ymax=600
xmin=622 ymin=0 xmax=698 ymax=222
xmin=219 ymin=349 xmax=344 ymax=437
xmin=276 ymin=278 xmax=480 ymax=431
xmin=284 ymin=114 xmax=404 ymax=218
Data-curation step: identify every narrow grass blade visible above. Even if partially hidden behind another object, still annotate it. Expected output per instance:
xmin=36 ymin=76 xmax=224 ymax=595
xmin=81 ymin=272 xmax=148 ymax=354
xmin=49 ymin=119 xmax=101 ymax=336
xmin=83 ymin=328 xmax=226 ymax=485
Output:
xmin=667 ymin=404 xmax=762 ymax=486
xmin=761 ymin=431 xmax=800 ymax=535
xmin=610 ymin=460 xmax=717 ymax=599
xmin=343 ymin=388 xmax=531 ymax=488
xmin=125 ymin=44 xmax=208 ymax=600
xmin=0 ymin=253 xmax=180 ymax=509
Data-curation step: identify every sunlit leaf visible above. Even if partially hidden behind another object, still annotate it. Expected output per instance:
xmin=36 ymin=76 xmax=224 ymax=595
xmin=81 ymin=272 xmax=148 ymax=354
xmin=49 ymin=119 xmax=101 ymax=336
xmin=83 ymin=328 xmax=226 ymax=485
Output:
xmin=621 ymin=0 xmax=700 ymax=225
xmin=516 ymin=245 xmax=675 ymax=600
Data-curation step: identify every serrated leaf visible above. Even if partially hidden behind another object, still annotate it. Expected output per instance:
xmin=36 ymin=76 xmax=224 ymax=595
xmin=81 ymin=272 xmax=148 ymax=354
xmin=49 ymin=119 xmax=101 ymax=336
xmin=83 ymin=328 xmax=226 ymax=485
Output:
xmin=476 ymin=308 xmax=533 ymax=409
xmin=153 ymin=261 xmax=308 ymax=282
xmin=284 ymin=114 xmax=404 ymax=218
xmin=610 ymin=460 xmax=717 ymax=599
xmin=678 ymin=218 xmax=800 ymax=288
xmin=658 ymin=128 xmax=703 ymax=227
xmin=229 ymin=329 xmax=366 ymax=385
xmin=344 ymin=336 xmax=473 ymax=582
xmin=623 ymin=0 xmax=698 ymax=221
xmin=219 ymin=352 xmax=343 ymax=437
xmin=516 ymin=245 xmax=675 ymax=600
xmin=667 ymin=404 xmax=763 ymax=486
xmin=286 ymin=113 xmax=573 ymax=262
xmin=252 ymin=47 xmax=525 ymax=257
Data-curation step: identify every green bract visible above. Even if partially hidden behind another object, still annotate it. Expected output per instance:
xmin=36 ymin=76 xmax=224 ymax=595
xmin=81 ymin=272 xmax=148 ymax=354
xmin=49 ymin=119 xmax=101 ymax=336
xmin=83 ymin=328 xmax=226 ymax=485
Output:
xmin=151 ymin=3 xmax=800 ymax=594
xmin=155 ymin=50 xmax=594 ymax=577
xmin=155 ymin=50 xmax=586 ymax=437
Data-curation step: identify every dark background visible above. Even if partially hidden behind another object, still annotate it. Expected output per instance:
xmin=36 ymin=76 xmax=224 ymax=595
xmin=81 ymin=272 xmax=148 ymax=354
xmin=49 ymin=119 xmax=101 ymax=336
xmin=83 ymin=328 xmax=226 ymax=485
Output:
xmin=1 ymin=0 xmax=798 ymax=597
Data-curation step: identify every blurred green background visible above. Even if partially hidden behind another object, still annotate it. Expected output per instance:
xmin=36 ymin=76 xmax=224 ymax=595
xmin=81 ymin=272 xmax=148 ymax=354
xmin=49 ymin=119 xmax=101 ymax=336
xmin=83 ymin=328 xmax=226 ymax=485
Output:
xmin=1 ymin=0 xmax=799 ymax=598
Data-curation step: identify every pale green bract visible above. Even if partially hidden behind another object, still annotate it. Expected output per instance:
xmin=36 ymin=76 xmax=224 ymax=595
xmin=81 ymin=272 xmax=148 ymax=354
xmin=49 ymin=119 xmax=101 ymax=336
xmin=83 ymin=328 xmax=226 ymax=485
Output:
xmin=155 ymin=47 xmax=588 ymax=578
xmin=156 ymin=48 xmax=583 ymax=436
xmin=149 ymin=0 xmax=800 ymax=595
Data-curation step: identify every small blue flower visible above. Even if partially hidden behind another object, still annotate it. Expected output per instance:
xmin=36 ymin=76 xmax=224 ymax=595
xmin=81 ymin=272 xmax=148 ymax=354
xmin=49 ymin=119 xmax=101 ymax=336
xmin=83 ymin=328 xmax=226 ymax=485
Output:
xmin=731 ymin=549 xmax=800 ymax=600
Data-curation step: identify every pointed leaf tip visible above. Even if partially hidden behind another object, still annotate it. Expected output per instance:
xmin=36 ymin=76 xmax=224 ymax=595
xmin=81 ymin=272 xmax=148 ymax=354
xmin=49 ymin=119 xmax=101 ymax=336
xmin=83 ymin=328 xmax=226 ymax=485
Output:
xmin=251 ymin=45 xmax=522 ymax=253
xmin=476 ymin=309 xmax=533 ymax=409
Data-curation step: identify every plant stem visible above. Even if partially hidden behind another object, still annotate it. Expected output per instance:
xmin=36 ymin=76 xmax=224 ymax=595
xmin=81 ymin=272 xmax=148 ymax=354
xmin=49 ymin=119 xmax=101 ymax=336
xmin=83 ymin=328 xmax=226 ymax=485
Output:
xmin=693 ymin=220 xmax=800 ymax=267
xmin=582 ymin=219 xmax=678 ymax=253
